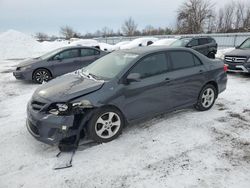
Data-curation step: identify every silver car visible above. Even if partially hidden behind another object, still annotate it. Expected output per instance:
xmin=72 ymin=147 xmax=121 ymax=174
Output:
xmin=13 ymin=46 xmax=107 ymax=83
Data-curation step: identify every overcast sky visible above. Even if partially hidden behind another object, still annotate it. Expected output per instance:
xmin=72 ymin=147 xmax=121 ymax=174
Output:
xmin=0 ymin=0 xmax=245 ymax=35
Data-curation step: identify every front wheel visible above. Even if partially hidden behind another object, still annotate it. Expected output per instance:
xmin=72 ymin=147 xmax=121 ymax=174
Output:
xmin=33 ymin=68 xmax=52 ymax=84
xmin=195 ymin=84 xmax=217 ymax=111
xmin=87 ymin=107 xmax=124 ymax=143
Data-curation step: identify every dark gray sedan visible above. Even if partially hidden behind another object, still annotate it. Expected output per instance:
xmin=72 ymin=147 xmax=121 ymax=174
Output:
xmin=13 ymin=46 xmax=107 ymax=83
xmin=26 ymin=46 xmax=227 ymax=149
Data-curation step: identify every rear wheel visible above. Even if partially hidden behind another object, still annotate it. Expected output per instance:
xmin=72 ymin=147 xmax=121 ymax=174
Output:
xmin=87 ymin=107 xmax=124 ymax=143
xmin=33 ymin=68 xmax=52 ymax=84
xmin=207 ymin=52 xmax=215 ymax=59
xmin=195 ymin=84 xmax=217 ymax=111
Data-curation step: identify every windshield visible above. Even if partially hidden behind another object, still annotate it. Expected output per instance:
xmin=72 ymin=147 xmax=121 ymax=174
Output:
xmin=81 ymin=52 xmax=139 ymax=80
xmin=170 ymin=38 xmax=192 ymax=47
xmin=39 ymin=48 xmax=64 ymax=60
xmin=239 ymin=38 xmax=250 ymax=49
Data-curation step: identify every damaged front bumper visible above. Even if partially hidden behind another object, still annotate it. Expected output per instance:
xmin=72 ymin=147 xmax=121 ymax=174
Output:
xmin=26 ymin=112 xmax=76 ymax=145
xmin=26 ymin=99 xmax=83 ymax=145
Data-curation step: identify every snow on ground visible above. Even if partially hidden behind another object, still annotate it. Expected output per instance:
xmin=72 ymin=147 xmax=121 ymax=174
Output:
xmin=0 ymin=59 xmax=250 ymax=188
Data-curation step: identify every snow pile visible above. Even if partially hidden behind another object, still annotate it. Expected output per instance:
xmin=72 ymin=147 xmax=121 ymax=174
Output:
xmin=112 ymin=41 xmax=130 ymax=51
xmin=98 ymin=42 xmax=114 ymax=52
xmin=0 ymin=30 xmax=42 ymax=59
xmin=152 ymin=38 xmax=177 ymax=46
xmin=120 ymin=37 xmax=159 ymax=50
xmin=39 ymin=41 xmax=69 ymax=54
xmin=216 ymin=47 xmax=235 ymax=59
xmin=69 ymin=39 xmax=99 ymax=47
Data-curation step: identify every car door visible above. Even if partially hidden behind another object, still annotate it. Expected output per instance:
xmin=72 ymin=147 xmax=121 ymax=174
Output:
xmin=197 ymin=38 xmax=209 ymax=56
xmin=78 ymin=48 xmax=101 ymax=68
xmin=50 ymin=48 xmax=80 ymax=76
xmin=165 ymin=50 xmax=207 ymax=109
xmin=121 ymin=52 xmax=171 ymax=121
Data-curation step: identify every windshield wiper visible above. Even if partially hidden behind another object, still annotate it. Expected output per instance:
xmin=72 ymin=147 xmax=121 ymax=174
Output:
xmin=89 ymin=73 xmax=101 ymax=80
xmin=79 ymin=71 xmax=98 ymax=81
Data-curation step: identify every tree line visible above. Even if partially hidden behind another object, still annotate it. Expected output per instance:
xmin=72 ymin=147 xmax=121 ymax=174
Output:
xmin=35 ymin=0 xmax=250 ymax=41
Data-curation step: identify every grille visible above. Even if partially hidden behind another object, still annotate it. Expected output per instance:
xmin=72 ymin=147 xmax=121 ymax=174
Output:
xmin=28 ymin=120 xmax=39 ymax=136
xmin=224 ymin=56 xmax=247 ymax=63
xmin=31 ymin=101 xmax=46 ymax=111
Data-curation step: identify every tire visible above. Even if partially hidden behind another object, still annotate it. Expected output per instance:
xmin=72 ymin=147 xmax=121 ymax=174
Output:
xmin=32 ymin=68 xmax=52 ymax=84
xmin=207 ymin=52 xmax=215 ymax=59
xmin=195 ymin=84 xmax=217 ymax=111
xmin=87 ymin=107 xmax=124 ymax=143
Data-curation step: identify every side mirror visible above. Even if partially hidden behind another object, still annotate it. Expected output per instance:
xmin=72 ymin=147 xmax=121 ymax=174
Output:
xmin=186 ymin=44 xmax=192 ymax=48
xmin=126 ymin=73 xmax=141 ymax=83
xmin=235 ymin=45 xmax=240 ymax=49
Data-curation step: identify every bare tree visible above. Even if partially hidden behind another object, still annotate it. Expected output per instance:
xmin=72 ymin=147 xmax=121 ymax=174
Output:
xmin=244 ymin=7 xmax=250 ymax=30
xmin=176 ymin=0 xmax=214 ymax=34
xmin=121 ymin=17 xmax=138 ymax=36
xmin=60 ymin=26 xmax=79 ymax=39
xmin=101 ymin=27 xmax=114 ymax=37
xmin=35 ymin=32 xmax=49 ymax=42
xmin=215 ymin=1 xmax=250 ymax=32
xmin=235 ymin=2 xmax=245 ymax=29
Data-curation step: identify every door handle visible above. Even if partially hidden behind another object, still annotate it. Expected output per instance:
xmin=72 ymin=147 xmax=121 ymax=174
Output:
xmin=199 ymin=70 xmax=204 ymax=74
xmin=164 ymin=78 xmax=171 ymax=83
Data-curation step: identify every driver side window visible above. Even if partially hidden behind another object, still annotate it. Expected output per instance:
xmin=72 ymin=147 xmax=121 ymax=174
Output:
xmin=129 ymin=53 xmax=168 ymax=79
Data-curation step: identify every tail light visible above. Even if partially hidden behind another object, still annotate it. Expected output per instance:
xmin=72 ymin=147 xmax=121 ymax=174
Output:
xmin=224 ymin=64 xmax=228 ymax=72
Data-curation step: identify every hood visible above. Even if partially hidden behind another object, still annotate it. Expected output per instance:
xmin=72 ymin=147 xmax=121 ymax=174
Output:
xmin=224 ymin=48 xmax=250 ymax=57
xmin=33 ymin=74 xmax=104 ymax=102
xmin=17 ymin=58 xmax=41 ymax=67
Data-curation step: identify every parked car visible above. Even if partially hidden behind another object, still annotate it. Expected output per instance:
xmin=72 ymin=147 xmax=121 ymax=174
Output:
xmin=26 ymin=46 xmax=227 ymax=148
xmin=170 ymin=36 xmax=218 ymax=58
xmin=13 ymin=46 xmax=107 ymax=83
xmin=224 ymin=37 xmax=250 ymax=73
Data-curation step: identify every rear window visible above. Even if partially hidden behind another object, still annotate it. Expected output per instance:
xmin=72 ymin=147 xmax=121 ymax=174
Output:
xmin=80 ymin=48 xmax=100 ymax=57
xmin=169 ymin=51 xmax=195 ymax=70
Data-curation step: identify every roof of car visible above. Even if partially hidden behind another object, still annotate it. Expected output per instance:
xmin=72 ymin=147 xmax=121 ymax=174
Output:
xmin=180 ymin=36 xmax=213 ymax=39
xmin=120 ymin=46 xmax=194 ymax=55
xmin=60 ymin=45 xmax=100 ymax=50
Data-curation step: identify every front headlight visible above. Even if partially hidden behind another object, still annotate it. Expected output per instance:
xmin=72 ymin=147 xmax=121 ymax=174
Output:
xmin=48 ymin=100 xmax=92 ymax=116
xmin=48 ymin=103 xmax=69 ymax=115
xmin=247 ymin=58 xmax=250 ymax=63
xmin=19 ymin=65 xmax=32 ymax=71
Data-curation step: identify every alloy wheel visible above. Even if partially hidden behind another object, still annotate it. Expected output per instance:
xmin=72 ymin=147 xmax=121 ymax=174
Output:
xmin=34 ymin=70 xmax=51 ymax=83
xmin=201 ymin=88 xmax=215 ymax=108
xmin=95 ymin=112 xmax=121 ymax=139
